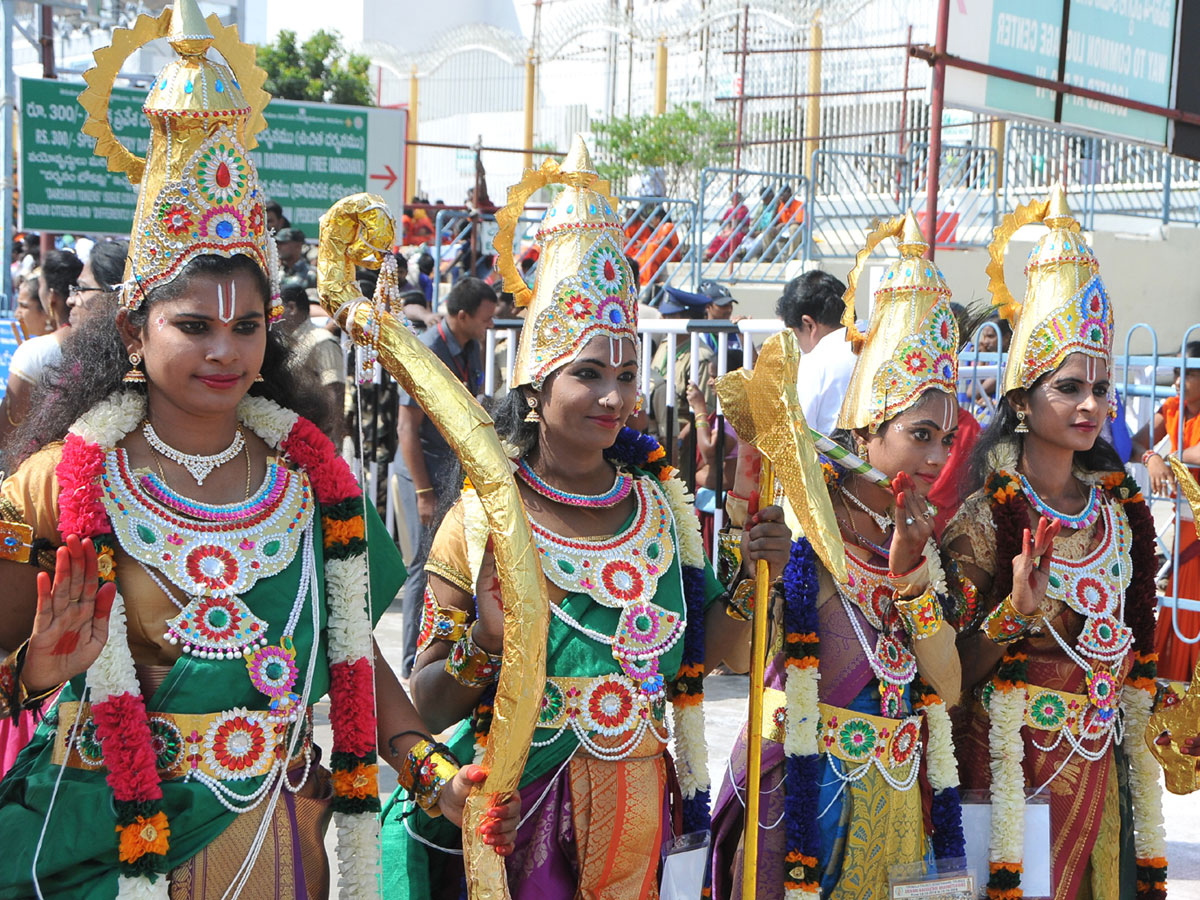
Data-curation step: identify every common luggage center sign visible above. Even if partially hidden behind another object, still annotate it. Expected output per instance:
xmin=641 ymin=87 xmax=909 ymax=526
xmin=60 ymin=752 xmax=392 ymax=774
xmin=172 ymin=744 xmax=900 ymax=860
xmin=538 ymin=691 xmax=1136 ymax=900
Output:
xmin=945 ymin=0 xmax=1178 ymax=145
xmin=18 ymin=77 xmax=406 ymax=238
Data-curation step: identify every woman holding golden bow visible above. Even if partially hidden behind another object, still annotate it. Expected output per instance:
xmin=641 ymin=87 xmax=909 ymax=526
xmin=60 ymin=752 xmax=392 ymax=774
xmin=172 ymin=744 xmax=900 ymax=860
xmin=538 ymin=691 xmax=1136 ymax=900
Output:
xmin=380 ymin=137 xmax=791 ymax=899
xmin=943 ymin=185 xmax=1166 ymax=900
xmin=0 ymin=3 xmax=516 ymax=897
xmin=710 ymin=212 xmax=966 ymax=899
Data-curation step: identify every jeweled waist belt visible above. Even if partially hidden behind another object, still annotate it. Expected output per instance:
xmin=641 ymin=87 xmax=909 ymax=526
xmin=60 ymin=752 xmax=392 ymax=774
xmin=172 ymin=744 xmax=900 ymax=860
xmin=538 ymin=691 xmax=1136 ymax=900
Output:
xmin=981 ymin=682 xmax=1104 ymax=737
xmin=50 ymin=702 xmax=313 ymax=782
xmin=535 ymin=673 xmax=668 ymax=761
xmin=761 ymin=687 xmax=924 ymax=772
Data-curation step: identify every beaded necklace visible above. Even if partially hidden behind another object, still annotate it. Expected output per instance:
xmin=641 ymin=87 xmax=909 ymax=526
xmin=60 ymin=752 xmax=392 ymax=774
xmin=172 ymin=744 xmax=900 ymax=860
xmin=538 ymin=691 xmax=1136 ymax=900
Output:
xmin=1018 ymin=473 xmax=1102 ymax=530
xmin=517 ymin=458 xmax=633 ymax=508
xmin=840 ymin=483 xmax=892 ymax=531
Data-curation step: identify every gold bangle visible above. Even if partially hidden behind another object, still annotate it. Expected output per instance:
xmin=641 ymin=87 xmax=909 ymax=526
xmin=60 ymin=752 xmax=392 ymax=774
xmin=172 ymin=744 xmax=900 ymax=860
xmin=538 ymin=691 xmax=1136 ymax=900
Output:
xmin=415 ymin=487 xmax=435 ymax=495
xmin=444 ymin=623 xmax=502 ymax=687
xmin=398 ymin=738 xmax=459 ymax=817
xmin=984 ymin=594 xmax=1038 ymax=644
xmin=416 ymin=585 xmax=469 ymax=655
xmin=894 ymin=587 xmax=944 ymax=640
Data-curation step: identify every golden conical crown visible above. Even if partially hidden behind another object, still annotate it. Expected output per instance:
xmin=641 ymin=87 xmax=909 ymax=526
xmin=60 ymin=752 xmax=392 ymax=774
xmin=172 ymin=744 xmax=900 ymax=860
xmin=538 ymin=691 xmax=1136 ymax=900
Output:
xmin=836 ymin=211 xmax=959 ymax=432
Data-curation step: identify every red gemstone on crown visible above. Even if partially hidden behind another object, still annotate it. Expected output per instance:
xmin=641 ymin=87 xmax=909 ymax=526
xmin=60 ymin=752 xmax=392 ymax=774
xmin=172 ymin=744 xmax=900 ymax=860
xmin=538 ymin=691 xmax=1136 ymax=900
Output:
xmin=216 ymin=162 xmax=231 ymax=188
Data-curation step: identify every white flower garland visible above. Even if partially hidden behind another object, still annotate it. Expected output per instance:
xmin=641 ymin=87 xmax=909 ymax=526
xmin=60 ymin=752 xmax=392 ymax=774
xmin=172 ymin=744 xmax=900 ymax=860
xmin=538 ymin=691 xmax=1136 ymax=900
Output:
xmin=783 ymin=665 xmax=819 ymax=758
xmin=988 ymin=685 xmax=1028 ymax=866
xmin=334 ymin=812 xmax=382 ymax=898
xmin=656 ymin=473 xmax=709 ymax=800
xmin=921 ymin=698 xmax=959 ymax=793
xmin=1120 ymin=686 xmax=1168 ymax=860
xmin=85 ymin=590 xmax=138 ymax=701
xmin=115 ymin=874 xmax=169 ymax=900
xmin=323 ymin=556 xmax=372 ymax=665
xmin=70 ymin=390 xmax=146 ymax=445
xmin=237 ymin=395 xmax=299 ymax=449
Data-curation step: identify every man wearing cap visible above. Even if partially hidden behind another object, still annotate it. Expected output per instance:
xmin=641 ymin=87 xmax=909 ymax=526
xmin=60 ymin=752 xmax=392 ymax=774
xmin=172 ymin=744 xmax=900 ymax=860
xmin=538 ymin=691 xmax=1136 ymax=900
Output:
xmin=697 ymin=279 xmax=745 ymax=364
xmin=275 ymin=226 xmax=314 ymax=288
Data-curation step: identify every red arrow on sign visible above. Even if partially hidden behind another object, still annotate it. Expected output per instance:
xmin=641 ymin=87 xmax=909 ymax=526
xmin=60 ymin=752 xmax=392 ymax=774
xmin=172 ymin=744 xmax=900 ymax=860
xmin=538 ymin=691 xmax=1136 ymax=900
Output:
xmin=370 ymin=165 xmax=398 ymax=190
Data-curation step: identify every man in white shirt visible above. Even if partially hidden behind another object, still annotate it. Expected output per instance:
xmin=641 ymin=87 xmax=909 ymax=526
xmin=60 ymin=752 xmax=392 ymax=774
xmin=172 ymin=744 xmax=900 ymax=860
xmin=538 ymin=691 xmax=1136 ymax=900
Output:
xmin=776 ymin=270 xmax=857 ymax=435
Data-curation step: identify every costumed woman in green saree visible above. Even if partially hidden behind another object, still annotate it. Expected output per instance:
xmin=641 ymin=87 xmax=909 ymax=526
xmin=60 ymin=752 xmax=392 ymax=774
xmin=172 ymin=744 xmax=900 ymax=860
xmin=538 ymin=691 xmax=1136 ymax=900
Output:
xmin=709 ymin=212 xmax=967 ymax=900
xmin=380 ymin=137 xmax=792 ymax=899
xmin=0 ymin=4 xmax=516 ymax=897
xmin=943 ymin=185 xmax=1166 ymax=900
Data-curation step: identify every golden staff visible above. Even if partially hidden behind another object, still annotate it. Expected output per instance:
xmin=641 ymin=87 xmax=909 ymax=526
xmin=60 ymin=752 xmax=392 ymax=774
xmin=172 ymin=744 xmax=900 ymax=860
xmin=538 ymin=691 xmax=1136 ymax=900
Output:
xmin=716 ymin=330 xmax=847 ymax=900
xmin=741 ymin=457 xmax=775 ymax=897
xmin=317 ymin=194 xmax=549 ymax=900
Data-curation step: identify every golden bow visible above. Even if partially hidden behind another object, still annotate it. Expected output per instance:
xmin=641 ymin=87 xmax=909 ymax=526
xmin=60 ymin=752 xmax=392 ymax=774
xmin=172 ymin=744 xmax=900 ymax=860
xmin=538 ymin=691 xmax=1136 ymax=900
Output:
xmin=317 ymin=194 xmax=549 ymax=898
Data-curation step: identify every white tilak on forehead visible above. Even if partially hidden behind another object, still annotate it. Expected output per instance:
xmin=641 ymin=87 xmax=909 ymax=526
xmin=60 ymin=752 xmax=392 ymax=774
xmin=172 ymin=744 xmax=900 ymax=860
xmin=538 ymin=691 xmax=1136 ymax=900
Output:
xmin=609 ymin=336 xmax=620 ymax=367
xmin=217 ymin=280 xmax=236 ymax=324
xmin=1085 ymin=355 xmax=1097 ymax=383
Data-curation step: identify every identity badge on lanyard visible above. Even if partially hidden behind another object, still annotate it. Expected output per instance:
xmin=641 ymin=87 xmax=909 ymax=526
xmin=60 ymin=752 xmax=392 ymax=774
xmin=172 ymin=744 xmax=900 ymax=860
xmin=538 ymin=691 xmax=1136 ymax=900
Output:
xmin=437 ymin=322 xmax=472 ymax=388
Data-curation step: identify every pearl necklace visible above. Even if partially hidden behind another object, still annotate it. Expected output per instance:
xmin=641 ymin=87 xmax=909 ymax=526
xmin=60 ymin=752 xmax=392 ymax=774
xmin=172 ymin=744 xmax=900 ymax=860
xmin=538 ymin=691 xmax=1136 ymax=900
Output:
xmin=1018 ymin=473 xmax=1101 ymax=530
xmin=143 ymin=420 xmax=246 ymax=486
xmin=516 ymin=458 xmax=633 ymax=508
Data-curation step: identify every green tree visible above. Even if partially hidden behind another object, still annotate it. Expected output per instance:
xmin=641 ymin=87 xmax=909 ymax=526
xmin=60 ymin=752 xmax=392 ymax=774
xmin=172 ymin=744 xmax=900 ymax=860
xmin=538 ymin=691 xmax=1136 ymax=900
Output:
xmin=257 ymin=29 xmax=373 ymax=106
xmin=591 ymin=103 xmax=734 ymax=198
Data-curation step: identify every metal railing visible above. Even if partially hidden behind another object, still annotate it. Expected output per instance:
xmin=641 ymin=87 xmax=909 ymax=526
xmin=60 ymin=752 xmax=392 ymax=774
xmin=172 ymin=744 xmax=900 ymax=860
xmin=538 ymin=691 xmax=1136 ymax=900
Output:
xmin=695 ymin=168 xmax=808 ymax=284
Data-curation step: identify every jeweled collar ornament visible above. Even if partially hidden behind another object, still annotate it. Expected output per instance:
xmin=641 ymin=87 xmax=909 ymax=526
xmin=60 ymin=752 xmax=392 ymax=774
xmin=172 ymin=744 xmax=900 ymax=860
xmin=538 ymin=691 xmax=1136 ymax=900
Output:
xmin=77 ymin=0 xmax=282 ymax=319
xmin=142 ymin=420 xmax=246 ymax=485
xmin=837 ymin=210 xmax=960 ymax=433
xmin=493 ymin=134 xmax=639 ymax=389
xmin=516 ymin=458 xmax=633 ymax=508
xmin=986 ymin=182 xmax=1114 ymax=407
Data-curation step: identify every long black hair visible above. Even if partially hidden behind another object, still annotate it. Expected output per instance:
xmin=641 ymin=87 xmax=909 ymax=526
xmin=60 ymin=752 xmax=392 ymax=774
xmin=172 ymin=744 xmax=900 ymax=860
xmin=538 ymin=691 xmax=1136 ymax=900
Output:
xmin=7 ymin=254 xmax=334 ymax=469
xmin=964 ymin=390 xmax=1124 ymax=498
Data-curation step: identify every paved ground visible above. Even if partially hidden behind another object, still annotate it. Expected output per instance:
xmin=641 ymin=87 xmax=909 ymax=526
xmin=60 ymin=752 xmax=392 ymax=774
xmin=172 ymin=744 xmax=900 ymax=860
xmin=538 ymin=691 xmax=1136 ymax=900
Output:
xmin=317 ymin=604 xmax=1200 ymax=898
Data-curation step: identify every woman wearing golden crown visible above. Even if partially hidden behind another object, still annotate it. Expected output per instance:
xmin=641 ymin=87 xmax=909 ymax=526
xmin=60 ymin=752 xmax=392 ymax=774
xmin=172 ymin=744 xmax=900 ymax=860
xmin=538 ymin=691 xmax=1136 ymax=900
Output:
xmin=378 ymin=137 xmax=791 ymax=899
xmin=943 ymin=186 xmax=1166 ymax=900
xmin=708 ymin=213 xmax=966 ymax=899
xmin=0 ymin=4 xmax=517 ymax=898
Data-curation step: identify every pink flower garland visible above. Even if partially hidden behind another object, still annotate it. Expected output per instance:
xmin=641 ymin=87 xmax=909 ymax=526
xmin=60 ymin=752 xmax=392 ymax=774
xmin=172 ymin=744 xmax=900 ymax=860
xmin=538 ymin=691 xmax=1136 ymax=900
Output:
xmin=91 ymin=693 xmax=164 ymax=802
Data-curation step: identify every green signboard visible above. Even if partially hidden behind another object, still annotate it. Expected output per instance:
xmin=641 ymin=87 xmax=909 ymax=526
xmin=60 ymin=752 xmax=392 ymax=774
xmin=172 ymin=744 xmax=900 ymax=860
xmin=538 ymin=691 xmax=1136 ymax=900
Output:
xmin=19 ymin=77 xmax=405 ymax=238
xmin=946 ymin=0 xmax=1178 ymax=145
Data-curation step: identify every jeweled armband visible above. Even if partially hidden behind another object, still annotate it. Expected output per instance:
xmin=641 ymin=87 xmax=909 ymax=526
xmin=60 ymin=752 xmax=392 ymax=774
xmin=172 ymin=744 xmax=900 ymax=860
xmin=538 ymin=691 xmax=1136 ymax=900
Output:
xmin=894 ymin=587 xmax=943 ymax=640
xmin=725 ymin=577 xmax=755 ymax=621
xmin=717 ymin=529 xmax=744 ymax=588
xmin=398 ymin=738 xmax=460 ymax=817
xmin=984 ymin=595 xmax=1039 ymax=644
xmin=444 ymin=623 xmax=502 ymax=688
xmin=416 ymin=584 xmax=469 ymax=655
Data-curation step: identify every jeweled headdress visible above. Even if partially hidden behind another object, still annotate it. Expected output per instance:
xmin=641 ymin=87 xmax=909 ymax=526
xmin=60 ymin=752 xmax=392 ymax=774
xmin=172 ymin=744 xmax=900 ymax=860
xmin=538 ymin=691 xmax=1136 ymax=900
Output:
xmin=494 ymin=135 xmax=638 ymax=389
xmin=79 ymin=0 xmax=280 ymax=318
xmin=987 ymin=183 xmax=1113 ymax=398
xmin=836 ymin=211 xmax=960 ymax=432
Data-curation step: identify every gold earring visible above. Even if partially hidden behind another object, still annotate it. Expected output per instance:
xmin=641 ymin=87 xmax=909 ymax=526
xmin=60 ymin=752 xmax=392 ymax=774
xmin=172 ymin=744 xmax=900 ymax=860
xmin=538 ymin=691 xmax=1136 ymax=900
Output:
xmin=1015 ymin=409 xmax=1029 ymax=434
xmin=254 ymin=373 xmax=264 ymax=383
xmin=124 ymin=351 xmax=146 ymax=383
xmin=524 ymin=396 xmax=540 ymax=423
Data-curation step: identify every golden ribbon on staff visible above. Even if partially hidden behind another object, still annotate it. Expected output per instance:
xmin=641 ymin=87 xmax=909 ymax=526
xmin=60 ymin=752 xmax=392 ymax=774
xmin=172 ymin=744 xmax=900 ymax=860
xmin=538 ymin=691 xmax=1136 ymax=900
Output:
xmin=317 ymin=194 xmax=550 ymax=900
xmin=716 ymin=330 xmax=847 ymax=899
xmin=1147 ymin=456 xmax=1200 ymax=795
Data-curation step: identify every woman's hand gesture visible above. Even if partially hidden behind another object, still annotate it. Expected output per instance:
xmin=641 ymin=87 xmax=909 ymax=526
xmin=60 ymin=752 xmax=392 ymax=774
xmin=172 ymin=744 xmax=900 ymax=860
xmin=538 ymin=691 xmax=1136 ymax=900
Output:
xmin=438 ymin=765 xmax=521 ymax=856
xmin=889 ymin=471 xmax=933 ymax=576
xmin=1010 ymin=516 xmax=1062 ymax=617
xmin=22 ymin=535 xmax=117 ymax=695
xmin=1147 ymin=453 xmax=1174 ymax=497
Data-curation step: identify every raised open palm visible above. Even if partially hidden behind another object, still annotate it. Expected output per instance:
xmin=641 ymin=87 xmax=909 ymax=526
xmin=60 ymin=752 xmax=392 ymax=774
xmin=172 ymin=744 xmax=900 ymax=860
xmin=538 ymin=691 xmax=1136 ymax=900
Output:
xmin=22 ymin=535 xmax=116 ymax=696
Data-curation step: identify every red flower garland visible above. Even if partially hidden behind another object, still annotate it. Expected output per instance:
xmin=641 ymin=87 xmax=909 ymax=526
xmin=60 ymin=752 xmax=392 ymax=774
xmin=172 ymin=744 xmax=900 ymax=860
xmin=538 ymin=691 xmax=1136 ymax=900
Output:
xmin=91 ymin=692 xmax=164 ymax=802
xmin=329 ymin=658 xmax=377 ymax=757
xmin=281 ymin=417 xmax=360 ymax=505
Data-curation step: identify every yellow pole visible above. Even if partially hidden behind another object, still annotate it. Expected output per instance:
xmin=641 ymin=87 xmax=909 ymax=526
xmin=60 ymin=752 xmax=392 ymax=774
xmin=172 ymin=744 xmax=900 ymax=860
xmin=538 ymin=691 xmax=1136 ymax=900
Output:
xmin=803 ymin=14 xmax=822 ymax=181
xmin=990 ymin=118 xmax=1006 ymax=189
xmin=655 ymin=35 xmax=667 ymax=115
xmin=406 ymin=65 xmax=418 ymax=202
xmin=523 ymin=50 xmax=536 ymax=170
xmin=740 ymin=458 xmax=776 ymax=900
